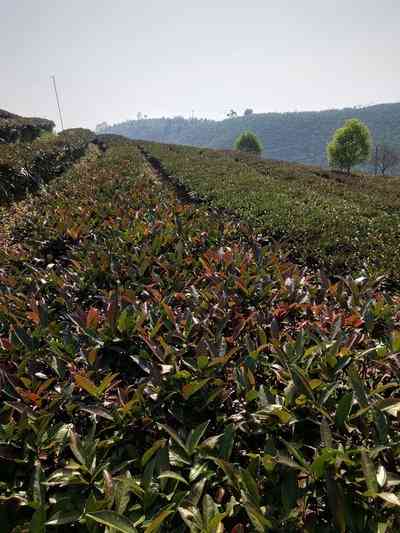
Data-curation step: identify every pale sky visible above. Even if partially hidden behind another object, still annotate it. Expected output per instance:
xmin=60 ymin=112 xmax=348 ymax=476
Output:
xmin=1 ymin=0 xmax=399 ymax=129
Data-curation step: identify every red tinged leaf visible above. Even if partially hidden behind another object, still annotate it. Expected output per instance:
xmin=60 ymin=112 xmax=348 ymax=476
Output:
xmin=0 ymin=337 xmax=12 ymax=351
xmin=86 ymin=307 xmax=100 ymax=329
xmin=66 ymin=226 xmax=81 ymax=240
xmin=161 ymin=301 xmax=176 ymax=325
xmin=74 ymin=373 xmax=99 ymax=398
xmin=344 ymin=314 xmax=364 ymax=328
xmin=27 ymin=299 xmax=40 ymax=325
xmin=27 ymin=310 xmax=40 ymax=325
xmin=16 ymin=388 xmax=41 ymax=405
xmin=274 ymin=306 xmax=288 ymax=320
xmin=106 ymin=292 xmax=119 ymax=331
xmin=231 ymin=525 xmax=245 ymax=533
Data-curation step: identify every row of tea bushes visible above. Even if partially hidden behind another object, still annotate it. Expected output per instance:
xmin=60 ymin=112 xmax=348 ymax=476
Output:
xmin=0 ymin=109 xmax=55 ymax=144
xmin=1 ymin=138 xmax=400 ymax=531
xmin=138 ymin=141 xmax=400 ymax=285
xmin=0 ymin=128 xmax=94 ymax=205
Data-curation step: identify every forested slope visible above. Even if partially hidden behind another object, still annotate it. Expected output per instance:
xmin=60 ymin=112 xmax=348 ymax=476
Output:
xmin=102 ymin=102 xmax=400 ymax=168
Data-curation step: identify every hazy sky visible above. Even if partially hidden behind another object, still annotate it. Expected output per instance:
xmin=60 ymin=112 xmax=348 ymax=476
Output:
xmin=2 ymin=0 xmax=399 ymax=129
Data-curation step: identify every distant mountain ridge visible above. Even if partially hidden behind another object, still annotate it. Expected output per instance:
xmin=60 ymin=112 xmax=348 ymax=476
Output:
xmin=100 ymin=102 xmax=400 ymax=169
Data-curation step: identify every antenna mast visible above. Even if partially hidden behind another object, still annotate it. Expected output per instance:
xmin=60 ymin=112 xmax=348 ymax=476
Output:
xmin=51 ymin=75 xmax=65 ymax=131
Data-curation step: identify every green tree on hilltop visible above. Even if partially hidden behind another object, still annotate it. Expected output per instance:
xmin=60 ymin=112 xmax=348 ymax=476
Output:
xmin=234 ymin=130 xmax=263 ymax=155
xmin=327 ymin=118 xmax=372 ymax=174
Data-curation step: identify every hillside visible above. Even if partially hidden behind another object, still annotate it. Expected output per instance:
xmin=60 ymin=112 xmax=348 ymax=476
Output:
xmin=2 ymin=130 xmax=400 ymax=531
xmin=137 ymin=140 xmax=400 ymax=284
xmin=100 ymin=102 xmax=400 ymax=169
xmin=0 ymin=109 xmax=55 ymax=143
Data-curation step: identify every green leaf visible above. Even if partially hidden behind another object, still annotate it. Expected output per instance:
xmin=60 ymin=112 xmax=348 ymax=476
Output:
xmin=243 ymin=502 xmax=271 ymax=532
xmin=281 ymin=470 xmax=298 ymax=512
xmin=361 ymin=450 xmax=378 ymax=494
xmin=30 ymin=508 xmax=46 ymax=533
xmin=210 ymin=458 xmax=239 ymax=490
xmin=97 ymin=372 xmax=119 ymax=395
xmin=178 ymin=507 xmax=201 ymax=531
xmin=348 ymin=366 xmax=368 ymax=408
xmin=144 ymin=509 xmax=174 ymax=533
xmin=281 ymin=439 xmax=309 ymax=470
xmin=46 ymin=510 xmax=82 ymax=525
xmin=159 ymin=424 xmax=188 ymax=454
xmin=202 ymin=494 xmax=219 ymax=527
xmin=326 ymin=475 xmax=346 ymax=533
xmin=219 ymin=424 xmax=235 ymax=460
xmin=142 ymin=457 xmax=156 ymax=491
xmin=158 ymin=471 xmax=189 ymax=485
xmin=335 ymin=392 xmax=353 ymax=429
xmin=182 ymin=378 xmax=210 ymax=400
xmin=240 ymin=468 xmax=260 ymax=506
xmin=141 ymin=439 xmax=166 ymax=467
xmin=186 ymin=421 xmax=209 ymax=455
xmin=290 ymin=365 xmax=314 ymax=401
xmin=86 ymin=511 xmax=138 ymax=533
xmin=69 ymin=430 xmax=86 ymax=466
xmin=189 ymin=462 xmax=208 ymax=482
xmin=187 ymin=477 xmax=207 ymax=506
xmin=32 ymin=462 xmax=45 ymax=507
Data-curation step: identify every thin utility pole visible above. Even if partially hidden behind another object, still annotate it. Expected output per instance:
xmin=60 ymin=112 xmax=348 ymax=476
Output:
xmin=51 ymin=75 xmax=65 ymax=131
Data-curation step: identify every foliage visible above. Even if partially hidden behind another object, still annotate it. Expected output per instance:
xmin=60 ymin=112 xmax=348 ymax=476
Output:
xmin=138 ymin=141 xmax=400 ymax=285
xmin=0 ymin=109 xmax=54 ymax=144
xmin=0 ymin=128 xmax=94 ymax=205
xmin=327 ymin=119 xmax=372 ymax=174
xmin=234 ymin=131 xmax=262 ymax=155
xmin=243 ymin=109 xmax=253 ymax=116
xmin=101 ymin=102 xmax=400 ymax=170
xmin=1 ymin=136 xmax=400 ymax=531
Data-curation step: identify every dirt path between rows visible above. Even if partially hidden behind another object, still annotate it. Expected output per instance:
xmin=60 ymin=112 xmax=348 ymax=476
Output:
xmin=137 ymin=145 xmax=204 ymax=205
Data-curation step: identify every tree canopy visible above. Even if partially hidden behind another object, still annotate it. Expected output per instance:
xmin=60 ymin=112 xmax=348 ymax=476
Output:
xmin=234 ymin=130 xmax=263 ymax=155
xmin=327 ymin=118 xmax=372 ymax=174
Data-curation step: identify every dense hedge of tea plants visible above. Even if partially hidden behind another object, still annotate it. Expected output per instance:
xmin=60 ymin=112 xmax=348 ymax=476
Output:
xmin=138 ymin=141 xmax=400 ymax=283
xmin=2 ymin=138 xmax=400 ymax=532
xmin=0 ymin=109 xmax=55 ymax=144
xmin=0 ymin=128 xmax=94 ymax=205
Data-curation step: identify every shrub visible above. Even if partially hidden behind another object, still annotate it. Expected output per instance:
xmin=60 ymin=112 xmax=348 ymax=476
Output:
xmin=2 ymin=138 xmax=400 ymax=531
xmin=327 ymin=118 xmax=372 ymax=174
xmin=234 ymin=130 xmax=263 ymax=155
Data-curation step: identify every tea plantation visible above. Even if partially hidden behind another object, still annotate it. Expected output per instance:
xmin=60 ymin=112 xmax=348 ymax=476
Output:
xmin=1 ymin=132 xmax=400 ymax=532
xmin=138 ymin=141 xmax=400 ymax=283
xmin=0 ymin=109 xmax=55 ymax=144
xmin=0 ymin=128 xmax=94 ymax=205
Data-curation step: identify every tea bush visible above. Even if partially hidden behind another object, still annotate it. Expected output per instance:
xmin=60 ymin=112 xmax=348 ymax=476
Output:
xmin=0 ymin=109 xmax=55 ymax=144
xmin=138 ymin=141 xmax=400 ymax=284
xmin=0 ymin=128 xmax=94 ymax=205
xmin=1 ymin=138 xmax=400 ymax=531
